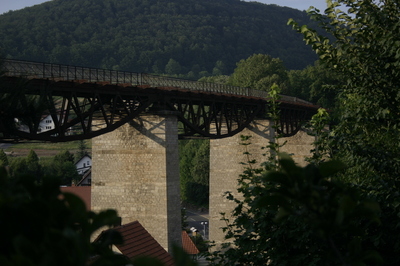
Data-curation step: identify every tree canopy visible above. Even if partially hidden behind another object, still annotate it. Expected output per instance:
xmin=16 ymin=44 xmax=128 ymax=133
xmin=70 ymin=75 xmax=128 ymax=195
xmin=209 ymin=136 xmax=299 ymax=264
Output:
xmin=287 ymin=61 xmax=341 ymax=108
xmin=179 ymin=139 xmax=210 ymax=207
xmin=0 ymin=0 xmax=318 ymax=77
xmin=0 ymin=149 xmax=8 ymax=167
xmin=289 ymin=1 xmax=400 ymax=262
xmin=0 ymin=168 xmax=128 ymax=266
xmin=228 ymin=54 xmax=289 ymax=93
xmin=6 ymin=149 xmax=81 ymax=186
xmin=213 ymin=1 xmax=400 ymax=265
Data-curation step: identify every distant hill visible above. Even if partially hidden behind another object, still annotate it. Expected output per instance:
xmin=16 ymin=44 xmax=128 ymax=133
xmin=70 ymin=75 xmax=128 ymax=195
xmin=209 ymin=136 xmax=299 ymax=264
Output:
xmin=0 ymin=0 xmax=318 ymax=77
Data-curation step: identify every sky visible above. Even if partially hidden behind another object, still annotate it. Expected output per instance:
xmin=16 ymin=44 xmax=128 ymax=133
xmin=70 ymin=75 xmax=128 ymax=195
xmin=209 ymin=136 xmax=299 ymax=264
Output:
xmin=0 ymin=0 xmax=329 ymax=15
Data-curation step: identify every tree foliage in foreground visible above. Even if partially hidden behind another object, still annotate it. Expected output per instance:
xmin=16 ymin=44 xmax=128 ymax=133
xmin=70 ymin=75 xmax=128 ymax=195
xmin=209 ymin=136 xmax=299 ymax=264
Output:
xmin=0 ymin=167 xmax=128 ymax=266
xmin=0 ymin=167 xmax=200 ymax=266
xmin=287 ymin=61 xmax=341 ymax=108
xmin=289 ymin=0 xmax=400 ymax=180
xmin=213 ymin=153 xmax=381 ymax=265
xmin=289 ymin=0 xmax=400 ymax=263
xmin=0 ymin=149 xmax=8 ymax=167
xmin=210 ymin=1 xmax=400 ymax=265
xmin=209 ymin=85 xmax=381 ymax=265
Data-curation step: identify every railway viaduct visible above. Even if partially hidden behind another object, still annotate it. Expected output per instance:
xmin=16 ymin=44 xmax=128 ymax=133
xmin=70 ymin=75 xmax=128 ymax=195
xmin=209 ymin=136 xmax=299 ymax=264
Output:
xmin=0 ymin=59 xmax=318 ymax=251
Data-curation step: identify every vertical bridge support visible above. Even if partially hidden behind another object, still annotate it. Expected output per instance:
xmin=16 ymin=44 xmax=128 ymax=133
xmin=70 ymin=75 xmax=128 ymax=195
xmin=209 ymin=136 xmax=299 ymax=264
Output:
xmin=209 ymin=119 xmax=274 ymax=248
xmin=92 ymin=113 xmax=181 ymax=252
xmin=209 ymin=119 xmax=314 ymax=247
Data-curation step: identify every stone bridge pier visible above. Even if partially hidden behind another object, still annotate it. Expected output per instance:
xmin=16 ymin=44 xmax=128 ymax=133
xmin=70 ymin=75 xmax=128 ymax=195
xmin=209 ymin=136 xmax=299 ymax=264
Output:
xmin=91 ymin=112 xmax=181 ymax=252
xmin=91 ymin=114 xmax=314 ymax=252
xmin=209 ymin=119 xmax=315 ymax=248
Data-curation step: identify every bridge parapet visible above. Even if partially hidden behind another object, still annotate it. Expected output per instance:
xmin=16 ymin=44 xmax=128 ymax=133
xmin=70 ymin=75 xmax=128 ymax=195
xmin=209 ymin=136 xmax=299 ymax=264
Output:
xmin=2 ymin=59 xmax=298 ymax=100
xmin=3 ymin=58 xmax=142 ymax=85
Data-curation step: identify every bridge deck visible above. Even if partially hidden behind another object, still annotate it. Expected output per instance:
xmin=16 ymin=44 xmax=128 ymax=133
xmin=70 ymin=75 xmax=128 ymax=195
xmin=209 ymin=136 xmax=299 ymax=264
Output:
xmin=2 ymin=58 xmax=312 ymax=104
xmin=0 ymin=59 xmax=319 ymax=142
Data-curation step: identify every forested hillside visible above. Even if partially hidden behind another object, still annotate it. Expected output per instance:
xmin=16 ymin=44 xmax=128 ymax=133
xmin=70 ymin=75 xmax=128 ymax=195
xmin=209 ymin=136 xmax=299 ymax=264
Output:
xmin=0 ymin=0 xmax=318 ymax=77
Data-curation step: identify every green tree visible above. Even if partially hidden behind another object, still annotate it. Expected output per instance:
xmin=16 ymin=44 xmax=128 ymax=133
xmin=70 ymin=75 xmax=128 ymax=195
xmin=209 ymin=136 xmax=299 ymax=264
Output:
xmin=0 ymin=149 xmax=8 ymax=167
xmin=179 ymin=140 xmax=198 ymax=202
xmin=0 ymin=163 xmax=200 ymax=265
xmin=179 ymin=139 xmax=210 ymax=206
xmin=212 ymin=60 xmax=228 ymax=76
xmin=211 ymin=85 xmax=382 ymax=265
xmin=26 ymin=149 xmax=41 ymax=178
xmin=287 ymin=61 xmax=341 ymax=108
xmin=43 ymin=150 xmax=80 ymax=186
xmin=0 ymin=0 xmax=320 ymax=75
xmin=165 ymin=58 xmax=182 ymax=75
xmin=54 ymin=150 xmax=75 ymax=163
xmin=0 ymin=167 xmax=130 ymax=266
xmin=228 ymin=54 xmax=289 ymax=93
xmin=304 ymin=108 xmax=332 ymax=165
xmin=191 ymin=140 xmax=209 ymax=186
xmin=9 ymin=157 xmax=29 ymax=176
xmin=287 ymin=0 xmax=400 ymax=263
xmin=198 ymin=75 xmax=230 ymax=85
xmin=55 ymin=161 xmax=81 ymax=186
xmin=213 ymin=155 xmax=381 ymax=265
xmin=76 ymin=140 xmax=89 ymax=159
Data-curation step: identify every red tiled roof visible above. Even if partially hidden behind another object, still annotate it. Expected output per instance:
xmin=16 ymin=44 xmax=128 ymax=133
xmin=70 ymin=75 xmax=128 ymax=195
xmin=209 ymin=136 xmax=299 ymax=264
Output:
xmin=181 ymin=231 xmax=200 ymax=255
xmin=60 ymin=186 xmax=91 ymax=210
xmin=112 ymin=221 xmax=175 ymax=266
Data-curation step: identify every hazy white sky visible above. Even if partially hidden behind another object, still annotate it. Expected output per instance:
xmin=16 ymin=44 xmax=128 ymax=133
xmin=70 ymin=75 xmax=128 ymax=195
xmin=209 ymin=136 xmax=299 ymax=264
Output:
xmin=0 ymin=0 xmax=329 ymax=15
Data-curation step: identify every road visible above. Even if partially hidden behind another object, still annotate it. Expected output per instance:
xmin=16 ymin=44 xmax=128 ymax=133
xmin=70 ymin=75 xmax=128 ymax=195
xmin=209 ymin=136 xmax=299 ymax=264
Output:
xmin=0 ymin=143 xmax=12 ymax=149
xmin=185 ymin=209 xmax=209 ymax=240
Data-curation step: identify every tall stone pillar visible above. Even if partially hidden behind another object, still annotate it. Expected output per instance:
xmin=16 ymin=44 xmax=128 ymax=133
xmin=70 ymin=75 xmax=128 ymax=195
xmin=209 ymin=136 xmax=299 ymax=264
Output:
xmin=209 ymin=119 xmax=274 ymax=248
xmin=209 ymin=119 xmax=314 ymax=248
xmin=280 ymin=129 xmax=315 ymax=167
xmin=91 ymin=113 xmax=181 ymax=252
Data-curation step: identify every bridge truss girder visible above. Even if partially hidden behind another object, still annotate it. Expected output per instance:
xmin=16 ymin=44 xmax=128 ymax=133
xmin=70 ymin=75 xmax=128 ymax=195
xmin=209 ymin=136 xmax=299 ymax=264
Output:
xmin=167 ymin=94 xmax=265 ymax=139
xmin=0 ymin=77 xmax=316 ymax=142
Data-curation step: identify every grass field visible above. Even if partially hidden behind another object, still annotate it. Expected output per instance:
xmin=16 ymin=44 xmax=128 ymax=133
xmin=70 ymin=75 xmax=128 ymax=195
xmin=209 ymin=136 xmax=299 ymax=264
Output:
xmin=2 ymin=140 xmax=91 ymax=157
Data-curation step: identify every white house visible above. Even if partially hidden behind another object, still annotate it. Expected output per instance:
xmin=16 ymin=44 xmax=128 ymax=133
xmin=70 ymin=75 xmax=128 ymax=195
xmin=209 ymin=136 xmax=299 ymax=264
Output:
xmin=75 ymin=154 xmax=92 ymax=186
xmin=75 ymin=154 xmax=92 ymax=175
xmin=76 ymin=168 xmax=91 ymax=186
xmin=17 ymin=114 xmax=73 ymax=135
xmin=37 ymin=114 xmax=55 ymax=133
xmin=16 ymin=114 xmax=55 ymax=133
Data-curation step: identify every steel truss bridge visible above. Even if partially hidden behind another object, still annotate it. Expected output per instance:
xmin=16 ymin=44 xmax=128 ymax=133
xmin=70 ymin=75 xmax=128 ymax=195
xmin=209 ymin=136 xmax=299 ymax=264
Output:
xmin=0 ymin=59 xmax=318 ymax=142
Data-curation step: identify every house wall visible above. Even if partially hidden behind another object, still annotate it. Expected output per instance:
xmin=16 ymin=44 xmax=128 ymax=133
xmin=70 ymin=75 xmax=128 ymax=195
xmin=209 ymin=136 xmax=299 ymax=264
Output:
xmin=38 ymin=115 xmax=55 ymax=132
xmin=76 ymin=155 xmax=92 ymax=175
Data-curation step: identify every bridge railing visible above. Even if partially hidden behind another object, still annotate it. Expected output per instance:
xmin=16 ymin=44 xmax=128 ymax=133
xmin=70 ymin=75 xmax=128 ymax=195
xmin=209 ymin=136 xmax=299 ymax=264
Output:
xmin=2 ymin=59 xmax=312 ymax=104
xmin=141 ymin=74 xmax=249 ymax=95
xmin=3 ymin=59 xmax=142 ymax=85
xmin=2 ymin=59 xmax=268 ymax=97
